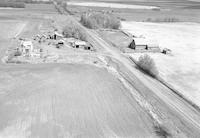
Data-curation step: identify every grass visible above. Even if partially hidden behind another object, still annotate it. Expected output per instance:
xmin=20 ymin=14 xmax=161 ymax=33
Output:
xmin=62 ymin=22 xmax=87 ymax=41
xmin=0 ymin=2 xmax=25 ymax=8
xmin=80 ymin=12 xmax=121 ymax=29
xmin=137 ymin=54 xmax=159 ymax=78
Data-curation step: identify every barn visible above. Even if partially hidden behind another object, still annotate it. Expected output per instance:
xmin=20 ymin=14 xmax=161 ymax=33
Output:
xmin=129 ymin=38 xmax=148 ymax=50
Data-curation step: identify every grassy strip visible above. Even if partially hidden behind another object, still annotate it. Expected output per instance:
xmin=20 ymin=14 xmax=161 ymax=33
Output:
xmin=157 ymin=77 xmax=200 ymax=113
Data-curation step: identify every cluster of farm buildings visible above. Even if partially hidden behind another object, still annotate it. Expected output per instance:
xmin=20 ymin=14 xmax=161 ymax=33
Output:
xmin=17 ymin=31 xmax=93 ymax=58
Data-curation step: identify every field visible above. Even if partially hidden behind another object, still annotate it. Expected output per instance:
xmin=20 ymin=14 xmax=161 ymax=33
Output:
xmin=122 ymin=21 xmax=200 ymax=107
xmin=0 ymin=64 xmax=159 ymax=138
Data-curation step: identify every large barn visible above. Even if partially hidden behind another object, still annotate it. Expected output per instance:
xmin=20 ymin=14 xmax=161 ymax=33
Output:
xmin=129 ymin=38 xmax=148 ymax=50
xmin=129 ymin=38 xmax=160 ymax=52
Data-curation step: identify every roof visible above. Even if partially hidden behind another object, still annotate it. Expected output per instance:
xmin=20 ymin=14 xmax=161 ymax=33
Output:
xmin=58 ymin=39 xmax=65 ymax=43
xmin=75 ymin=40 xmax=87 ymax=46
xmin=54 ymin=32 xmax=63 ymax=37
xmin=21 ymin=41 xmax=33 ymax=46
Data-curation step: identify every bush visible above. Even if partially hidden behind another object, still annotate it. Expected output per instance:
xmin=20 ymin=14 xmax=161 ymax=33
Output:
xmin=80 ymin=12 xmax=121 ymax=29
xmin=137 ymin=54 xmax=159 ymax=77
xmin=62 ymin=22 xmax=86 ymax=41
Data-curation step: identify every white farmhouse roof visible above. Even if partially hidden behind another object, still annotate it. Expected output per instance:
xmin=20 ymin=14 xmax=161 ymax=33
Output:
xmin=21 ymin=41 xmax=33 ymax=46
xmin=75 ymin=40 xmax=87 ymax=46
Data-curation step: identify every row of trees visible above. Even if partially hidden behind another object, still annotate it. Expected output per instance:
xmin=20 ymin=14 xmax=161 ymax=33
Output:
xmin=62 ymin=22 xmax=87 ymax=41
xmin=80 ymin=12 xmax=121 ymax=29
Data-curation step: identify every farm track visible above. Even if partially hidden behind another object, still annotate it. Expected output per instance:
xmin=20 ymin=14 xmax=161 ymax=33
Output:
xmin=60 ymin=5 xmax=200 ymax=136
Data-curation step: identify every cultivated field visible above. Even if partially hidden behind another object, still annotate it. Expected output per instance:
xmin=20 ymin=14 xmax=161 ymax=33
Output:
xmin=0 ymin=64 xmax=159 ymax=138
xmin=122 ymin=21 xmax=200 ymax=107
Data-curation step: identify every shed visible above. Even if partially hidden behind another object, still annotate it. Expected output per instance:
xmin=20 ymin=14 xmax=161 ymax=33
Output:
xmin=84 ymin=44 xmax=92 ymax=50
xmin=56 ymin=39 xmax=65 ymax=48
xmin=129 ymin=38 xmax=147 ymax=50
xmin=162 ymin=48 xmax=171 ymax=54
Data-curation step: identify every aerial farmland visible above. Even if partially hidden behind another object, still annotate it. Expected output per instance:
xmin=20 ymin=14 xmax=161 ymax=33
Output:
xmin=1 ymin=0 xmax=200 ymax=138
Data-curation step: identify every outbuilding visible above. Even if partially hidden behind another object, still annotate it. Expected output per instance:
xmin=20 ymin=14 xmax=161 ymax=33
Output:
xmin=56 ymin=39 xmax=65 ymax=48
xmin=74 ymin=40 xmax=87 ymax=49
xmin=162 ymin=48 xmax=172 ymax=54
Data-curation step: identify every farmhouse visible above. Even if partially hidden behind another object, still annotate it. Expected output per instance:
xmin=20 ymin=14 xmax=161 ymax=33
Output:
xmin=20 ymin=40 xmax=33 ymax=56
xmin=129 ymin=38 xmax=147 ymax=50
